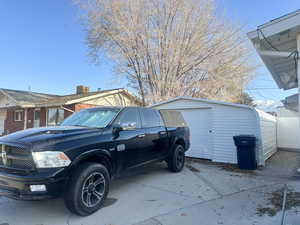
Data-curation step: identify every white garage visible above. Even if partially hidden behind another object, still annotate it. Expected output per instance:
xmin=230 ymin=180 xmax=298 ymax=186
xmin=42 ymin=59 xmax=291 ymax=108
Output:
xmin=151 ymin=97 xmax=277 ymax=166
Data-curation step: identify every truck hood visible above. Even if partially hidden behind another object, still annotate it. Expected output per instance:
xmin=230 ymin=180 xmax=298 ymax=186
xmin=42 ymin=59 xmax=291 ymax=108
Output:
xmin=0 ymin=126 xmax=103 ymax=148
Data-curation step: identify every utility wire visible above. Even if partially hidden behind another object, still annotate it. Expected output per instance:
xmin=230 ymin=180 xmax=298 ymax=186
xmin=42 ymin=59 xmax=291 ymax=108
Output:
xmin=257 ymin=28 xmax=299 ymax=85
xmin=288 ymin=50 xmax=299 ymax=82
xmin=257 ymin=28 xmax=279 ymax=51
xmin=247 ymin=88 xmax=279 ymax=90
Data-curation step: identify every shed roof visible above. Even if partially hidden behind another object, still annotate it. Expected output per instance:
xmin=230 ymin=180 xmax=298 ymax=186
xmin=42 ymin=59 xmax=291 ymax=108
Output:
xmin=247 ymin=9 xmax=300 ymax=90
xmin=151 ymin=97 xmax=276 ymax=122
xmin=255 ymin=109 xmax=276 ymax=122
xmin=150 ymin=96 xmax=255 ymax=110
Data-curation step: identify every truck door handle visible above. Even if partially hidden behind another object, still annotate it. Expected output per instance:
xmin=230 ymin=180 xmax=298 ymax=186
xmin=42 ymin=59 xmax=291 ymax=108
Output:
xmin=138 ymin=134 xmax=146 ymax=138
xmin=159 ymin=131 xmax=167 ymax=135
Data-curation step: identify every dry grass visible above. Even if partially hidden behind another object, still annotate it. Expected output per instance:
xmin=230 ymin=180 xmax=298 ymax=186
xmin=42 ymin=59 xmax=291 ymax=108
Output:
xmin=186 ymin=157 xmax=256 ymax=175
xmin=256 ymin=188 xmax=300 ymax=216
xmin=219 ymin=164 xmax=256 ymax=175
xmin=186 ymin=164 xmax=200 ymax=172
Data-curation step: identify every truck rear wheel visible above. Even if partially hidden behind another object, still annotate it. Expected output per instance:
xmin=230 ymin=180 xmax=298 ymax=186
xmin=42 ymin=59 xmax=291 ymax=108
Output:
xmin=64 ymin=162 xmax=110 ymax=216
xmin=167 ymin=144 xmax=185 ymax=172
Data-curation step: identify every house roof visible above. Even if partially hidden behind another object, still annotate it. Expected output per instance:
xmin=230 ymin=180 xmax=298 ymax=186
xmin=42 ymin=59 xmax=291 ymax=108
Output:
xmin=247 ymin=9 xmax=300 ymax=90
xmin=0 ymin=88 xmax=141 ymax=108
xmin=0 ymin=88 xmax=59 ymax=107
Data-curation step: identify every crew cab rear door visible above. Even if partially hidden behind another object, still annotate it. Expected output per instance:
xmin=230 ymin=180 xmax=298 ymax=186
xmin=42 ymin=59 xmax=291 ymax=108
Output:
xmin=139 ymin=108 xmax=169 ymax=162
xmin=113 ymin=108 xmax=146 ymax=168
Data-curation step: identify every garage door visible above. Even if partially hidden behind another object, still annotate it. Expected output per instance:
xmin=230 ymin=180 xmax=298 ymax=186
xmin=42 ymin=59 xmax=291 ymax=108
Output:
xmin=179 ymin=109 xmax=213 ymax=159
xmin=0 ymin=111 xmax=5 ymax=135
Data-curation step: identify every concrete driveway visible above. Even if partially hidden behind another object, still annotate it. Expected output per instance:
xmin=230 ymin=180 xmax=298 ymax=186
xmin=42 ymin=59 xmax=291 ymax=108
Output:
xmin=0 ymin=151 xmax=299 ymax=225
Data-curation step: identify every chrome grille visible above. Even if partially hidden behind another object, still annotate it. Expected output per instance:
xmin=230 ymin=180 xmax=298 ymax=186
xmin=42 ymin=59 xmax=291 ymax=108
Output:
xmin=0 ymin=144 xmax=35 ymax=171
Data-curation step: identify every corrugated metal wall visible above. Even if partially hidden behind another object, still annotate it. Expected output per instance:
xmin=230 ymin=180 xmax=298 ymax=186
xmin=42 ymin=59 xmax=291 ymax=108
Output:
xmin=256 ymin=109 xmax=277 ymax=159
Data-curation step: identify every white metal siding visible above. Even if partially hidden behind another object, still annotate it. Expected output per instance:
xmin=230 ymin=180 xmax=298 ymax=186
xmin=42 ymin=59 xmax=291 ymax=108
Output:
xmin=256 ymin=110 xmax=277 ymax=159
xmin=277 ymin=108 xmax=299 ymax=150
xmin=212 ymin=106 xmax=259 ymax=164
xmin=153 ymin=99 xmax=262 ymax=164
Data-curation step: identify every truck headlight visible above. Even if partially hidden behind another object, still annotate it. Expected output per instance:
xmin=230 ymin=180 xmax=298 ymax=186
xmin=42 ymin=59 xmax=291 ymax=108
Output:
xmin=32 ymin=151 xmax=71 ymax=168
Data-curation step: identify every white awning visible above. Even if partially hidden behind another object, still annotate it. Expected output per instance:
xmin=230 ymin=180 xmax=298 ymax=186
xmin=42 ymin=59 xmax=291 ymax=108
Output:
xmin=248 ymin=10 xmax=300 ymax=90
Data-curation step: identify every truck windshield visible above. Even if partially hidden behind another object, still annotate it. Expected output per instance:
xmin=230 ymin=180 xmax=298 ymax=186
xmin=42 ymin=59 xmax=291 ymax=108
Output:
xmin=60 ymin=108 xmax=120 ymax=128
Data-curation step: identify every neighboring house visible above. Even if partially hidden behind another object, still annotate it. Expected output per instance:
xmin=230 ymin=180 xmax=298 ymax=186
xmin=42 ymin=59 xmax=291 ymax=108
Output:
xmin=151 ymin=97 xmax=277 ymax=166
xmin=277 ymin=106 xmax=300 ymax=151
xmin=0 ymin=86 xmax=141 ymax=135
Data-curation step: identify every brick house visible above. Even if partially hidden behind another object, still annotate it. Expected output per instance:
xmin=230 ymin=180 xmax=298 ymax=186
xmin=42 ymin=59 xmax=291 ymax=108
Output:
xmin=0 ymin=86 xmax=142 ymax=135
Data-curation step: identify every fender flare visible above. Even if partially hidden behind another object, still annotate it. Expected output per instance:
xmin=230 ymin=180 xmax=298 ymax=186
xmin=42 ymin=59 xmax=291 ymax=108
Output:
xmin=170 ymin=136 xmax=186 ymax=149
xmin=69 ymin=148 xmax=114 ymax=173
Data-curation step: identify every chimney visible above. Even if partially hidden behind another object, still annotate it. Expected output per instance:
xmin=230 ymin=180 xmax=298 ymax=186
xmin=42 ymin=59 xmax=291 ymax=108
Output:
xmin=76 ymin=85 xmax=90 ymax=95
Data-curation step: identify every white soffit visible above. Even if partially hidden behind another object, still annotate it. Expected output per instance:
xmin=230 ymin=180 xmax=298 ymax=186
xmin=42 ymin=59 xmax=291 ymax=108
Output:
xmin=282 ymin=93 xmax=299 ymax=112
xmin=247 ymin=10 xmax=300 ymax=90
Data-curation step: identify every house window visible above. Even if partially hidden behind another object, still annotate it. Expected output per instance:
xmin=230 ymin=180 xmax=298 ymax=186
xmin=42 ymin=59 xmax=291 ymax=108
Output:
xmin=47 ymin=108 xmax=64 ymax=126
xmin=14 ymin=110 xmax=23 ymax=122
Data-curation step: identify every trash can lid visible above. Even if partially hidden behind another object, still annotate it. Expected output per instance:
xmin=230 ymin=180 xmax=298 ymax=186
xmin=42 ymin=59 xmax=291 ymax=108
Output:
xmin=233 ymin=135 xmax=256 ymax=146
xmin=234 ymin=135 xmax=256 ymax=138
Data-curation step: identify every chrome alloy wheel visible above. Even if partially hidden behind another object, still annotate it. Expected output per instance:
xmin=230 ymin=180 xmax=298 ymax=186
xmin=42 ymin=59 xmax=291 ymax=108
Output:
xmin=176 ymin=146 xmax=185 ymax=169
xmin=81 ymin=172 xmax=106 ymax=208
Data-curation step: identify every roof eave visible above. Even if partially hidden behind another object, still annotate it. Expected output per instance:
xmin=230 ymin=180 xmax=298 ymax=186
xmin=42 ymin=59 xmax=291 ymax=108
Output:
xmin=247 ymin=10 xmax=300 ymax=90
xmin=0 ymin=88 xmax=20 ymax=105
xmin=248 ymin=9 xmax=300 ymax=40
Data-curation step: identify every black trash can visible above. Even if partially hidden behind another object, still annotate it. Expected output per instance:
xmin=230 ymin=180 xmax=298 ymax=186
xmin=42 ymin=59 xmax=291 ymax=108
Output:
xmin=233 ymin=135 xmax=257 ymax=170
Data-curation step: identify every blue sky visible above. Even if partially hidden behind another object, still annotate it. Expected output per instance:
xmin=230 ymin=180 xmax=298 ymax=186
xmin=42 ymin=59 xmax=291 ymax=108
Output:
xmin=0 ymin=0 xmax=299 ymax=109
xmin=218 ymin=0 xmax=299 ymax=110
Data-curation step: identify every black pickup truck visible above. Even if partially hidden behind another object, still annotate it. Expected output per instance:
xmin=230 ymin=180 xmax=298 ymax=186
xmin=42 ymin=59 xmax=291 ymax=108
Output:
xmin=0 ymin=107 xmax=189 ymax=216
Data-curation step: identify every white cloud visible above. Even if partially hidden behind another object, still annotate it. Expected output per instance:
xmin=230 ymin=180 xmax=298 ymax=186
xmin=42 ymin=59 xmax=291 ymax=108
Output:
xmin=253 ymin=99 xmax=282 ymax=112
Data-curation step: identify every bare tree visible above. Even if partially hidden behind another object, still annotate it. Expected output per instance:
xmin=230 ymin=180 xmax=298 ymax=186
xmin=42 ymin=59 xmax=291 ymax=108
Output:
xmin=235 ymin=92 xmax=256 ymax=106
xmin=79 ymin=0 xmax=256 ymax=105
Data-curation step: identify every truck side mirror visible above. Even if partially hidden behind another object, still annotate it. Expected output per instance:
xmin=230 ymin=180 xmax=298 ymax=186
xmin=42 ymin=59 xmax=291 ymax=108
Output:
xmin=112 ymin=125 xmax=123 ymax=137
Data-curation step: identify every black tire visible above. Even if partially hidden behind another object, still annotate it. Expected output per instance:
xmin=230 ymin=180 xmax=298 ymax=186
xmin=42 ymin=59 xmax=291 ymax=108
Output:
xmin=166 ymin=144 xmax=185 ymax=172
xmin=64 ymin=162 xmax=110 ymax=216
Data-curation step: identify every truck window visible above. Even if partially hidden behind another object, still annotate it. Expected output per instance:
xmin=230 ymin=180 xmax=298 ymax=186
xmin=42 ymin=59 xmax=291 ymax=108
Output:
xmin=114 ymin=108 xmax=141 ymax=129
xmin=159 ymin=110 xmax=187 ymax=127
xmin=140 ymin=108 xmax=162 ymax=128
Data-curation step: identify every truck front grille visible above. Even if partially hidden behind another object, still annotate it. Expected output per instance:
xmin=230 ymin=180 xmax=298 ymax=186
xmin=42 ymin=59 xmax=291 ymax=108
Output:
xmin=0 ymin=144 xmax=35 ymax=172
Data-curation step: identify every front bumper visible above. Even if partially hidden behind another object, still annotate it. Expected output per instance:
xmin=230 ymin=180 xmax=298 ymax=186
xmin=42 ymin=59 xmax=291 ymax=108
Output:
xmin=0 ymin=168 xmax=67 ymax=200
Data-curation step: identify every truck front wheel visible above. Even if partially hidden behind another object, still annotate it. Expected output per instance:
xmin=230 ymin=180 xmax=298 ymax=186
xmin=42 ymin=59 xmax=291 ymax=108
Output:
xmin=166 ymin=144 xmax=185 ymax=172
xmin=64 ymin=162 xmax=110 ymax=216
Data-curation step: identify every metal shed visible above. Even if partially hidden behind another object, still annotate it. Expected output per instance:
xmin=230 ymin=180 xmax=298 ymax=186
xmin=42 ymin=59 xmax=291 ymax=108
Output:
xmin=151 ymin=97 xmax=277 ymax=166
